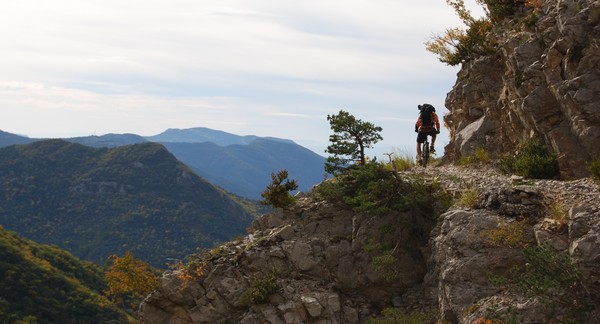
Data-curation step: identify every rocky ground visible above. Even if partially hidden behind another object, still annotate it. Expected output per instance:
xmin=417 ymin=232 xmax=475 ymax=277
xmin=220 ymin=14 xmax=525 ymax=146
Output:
xmin=411 ymin=164 xmax=600 ymax=323
xmin=139 ymin=163 xmax=600 ymax=323
xmin=411 ymin=164 xmax=600 ymax=208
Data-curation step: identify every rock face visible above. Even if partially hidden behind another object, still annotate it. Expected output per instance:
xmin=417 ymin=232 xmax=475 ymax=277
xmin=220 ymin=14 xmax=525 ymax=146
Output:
xmin=139 ymin=165 xmax=600 ymax=323
xmin=139 ymin=191 xmax=439 ymax=323
xmin=444 ymin=0 xmax=600 ymax=178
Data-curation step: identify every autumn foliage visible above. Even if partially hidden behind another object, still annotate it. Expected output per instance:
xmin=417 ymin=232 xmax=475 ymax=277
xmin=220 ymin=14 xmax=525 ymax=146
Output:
xmin=104 ymin=252 xmax=159 ymax=304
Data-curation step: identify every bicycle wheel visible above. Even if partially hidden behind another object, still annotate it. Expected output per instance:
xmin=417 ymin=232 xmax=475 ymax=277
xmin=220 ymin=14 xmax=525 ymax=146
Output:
xmin=422 ymin=141 xmax=430 ymax=167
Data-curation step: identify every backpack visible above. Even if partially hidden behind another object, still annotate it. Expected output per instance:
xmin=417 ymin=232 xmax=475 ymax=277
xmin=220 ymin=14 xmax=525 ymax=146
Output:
xmin=420 ymin=104 xmax=434 ymax=127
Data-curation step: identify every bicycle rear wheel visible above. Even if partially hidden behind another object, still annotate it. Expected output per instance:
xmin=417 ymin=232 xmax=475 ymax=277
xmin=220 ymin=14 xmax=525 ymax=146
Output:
xmin=421 ymin=141 xmax=430 ymax=167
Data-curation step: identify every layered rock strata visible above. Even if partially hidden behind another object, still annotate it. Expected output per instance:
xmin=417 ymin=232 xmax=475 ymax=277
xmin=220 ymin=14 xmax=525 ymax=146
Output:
xmin=443 ymin=0 xmax=600 ymax=178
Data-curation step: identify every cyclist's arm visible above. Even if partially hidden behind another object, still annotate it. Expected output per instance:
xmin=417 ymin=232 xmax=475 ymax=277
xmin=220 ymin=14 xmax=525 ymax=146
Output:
xmin=433 ymin=113 xmax=441 ymax=130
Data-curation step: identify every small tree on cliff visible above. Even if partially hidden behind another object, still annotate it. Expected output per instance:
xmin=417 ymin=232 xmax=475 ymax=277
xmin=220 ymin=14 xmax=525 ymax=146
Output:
xmin=325 ymin=110 xmax=383 ymax=174
xmin=260 ymin=169 xmax=298 ymax=209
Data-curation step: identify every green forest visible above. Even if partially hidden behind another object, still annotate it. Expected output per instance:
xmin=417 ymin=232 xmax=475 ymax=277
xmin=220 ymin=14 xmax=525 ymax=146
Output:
xmin=0 ymin=140 xmax=255 ymax=267
xmin=0 ymin=225 xmax=134 ymax=323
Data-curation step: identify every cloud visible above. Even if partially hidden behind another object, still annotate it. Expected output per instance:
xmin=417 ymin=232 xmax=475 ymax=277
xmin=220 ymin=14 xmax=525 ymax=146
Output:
xmin=0 ymin=0 xmax=476 ymax=158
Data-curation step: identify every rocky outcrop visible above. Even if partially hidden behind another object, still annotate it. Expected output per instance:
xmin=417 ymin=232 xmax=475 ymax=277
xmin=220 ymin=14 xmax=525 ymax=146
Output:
xmin=444 ymin=0 xmax=600 ymax=178
xmin=421 ymin=166 xmax=600 ymax=323
xmin=139 ymin=165 xmax=600 ymax=323
xmin=139 ymin=189 xmax=440 ymax=323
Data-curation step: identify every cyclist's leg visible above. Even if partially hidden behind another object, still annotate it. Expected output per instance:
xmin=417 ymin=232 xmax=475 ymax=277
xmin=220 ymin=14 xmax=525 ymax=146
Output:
xmin=416 ymin=133 xmax=426 ymax=163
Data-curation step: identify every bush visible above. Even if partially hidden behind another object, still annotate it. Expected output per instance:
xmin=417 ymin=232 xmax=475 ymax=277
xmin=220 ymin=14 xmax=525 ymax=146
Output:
xmin=456 ymin=188 xmax=480 ymax=209
xmin=480 ymin=218 xmax=532 ymax=248
xmin=260 ymin=169 xmax=298 ymax=209
xmin=497 ymin=140 xmax=559 ymax=179
xmin=315 ymin=162 xmax=435 ymax=216
xmin=240 ymin=270 xmax=280 ymax=304
xmin=457 ymin=148 xmax=490 ymax=166
xmin=588 ymin=156 xmax=600 ymax=179
xmin=487 ymin=244 xmax=596 ymax=322
xmin=366 ymin=307 xmax=438 ymax=324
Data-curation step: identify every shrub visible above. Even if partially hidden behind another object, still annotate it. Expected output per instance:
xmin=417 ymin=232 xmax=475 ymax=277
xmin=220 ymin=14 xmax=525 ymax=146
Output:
xmin=517 ymin=245 xmax=593 ymax=321
xmin=547 ymin=196 xmax=568 ymax=228
xmin=366 ymin=307 xmax=438 ymax=324
xmin=487 ymin=244 xmax=595 ymax=322
xmin=371 ymin=253 xmax=402 ymax=282
xmin=481 ymin=0 xmax=520 ymax=23
xmin=457 ymin=148 xmax=490 ymax=166
xmin=260 ymin=169 xmax=298 ymax=209
xmin=497 ymin=140 xmax=559 ymax=179
xmin=315 ymin=162 xmax=435 ymax=216
xmin=104 ymin=252 xmax=159 ymax=309
xmin=480 ymin=218 xmax=532 ymax=248
xmin=456 ymin=188 xmax=480 ymax=208
xmin=588 ymin=156 xmax=600 ymax=180
xmin=240 ymin=270 xmax=280 ymax=304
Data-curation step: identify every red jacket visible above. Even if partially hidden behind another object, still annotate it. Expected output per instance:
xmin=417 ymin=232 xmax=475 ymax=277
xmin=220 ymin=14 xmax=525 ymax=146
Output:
xmin=415 ymin=112 xmax=440 ymax=131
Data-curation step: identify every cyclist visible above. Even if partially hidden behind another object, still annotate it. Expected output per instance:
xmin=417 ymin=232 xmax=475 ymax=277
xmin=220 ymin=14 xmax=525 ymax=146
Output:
xmin=415 ymin=103 xmax=441 ymax=164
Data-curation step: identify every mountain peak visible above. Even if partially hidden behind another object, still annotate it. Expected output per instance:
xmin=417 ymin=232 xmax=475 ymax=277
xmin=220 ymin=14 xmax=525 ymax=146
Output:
xmin=145 ymin=127 xmax=294 ymax=146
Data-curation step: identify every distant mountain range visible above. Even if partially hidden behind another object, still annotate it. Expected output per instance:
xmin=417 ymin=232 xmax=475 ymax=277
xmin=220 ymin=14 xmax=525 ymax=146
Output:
xmin=0 ymin=127 xmax=327 ymax=199
xmin=0 ymin=139 xmax=254 ymax=267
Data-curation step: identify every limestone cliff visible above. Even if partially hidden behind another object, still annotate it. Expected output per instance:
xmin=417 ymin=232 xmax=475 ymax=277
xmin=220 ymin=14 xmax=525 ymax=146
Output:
xmin=443 ymin=0 xmax=600 ymax=178
xmin=138 ymin=165 xmax=600 ymax=323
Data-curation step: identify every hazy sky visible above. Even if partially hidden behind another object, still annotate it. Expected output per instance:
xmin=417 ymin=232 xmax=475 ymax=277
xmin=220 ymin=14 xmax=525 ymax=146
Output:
xmin=0 ymin=0 xmax=481 ymax=159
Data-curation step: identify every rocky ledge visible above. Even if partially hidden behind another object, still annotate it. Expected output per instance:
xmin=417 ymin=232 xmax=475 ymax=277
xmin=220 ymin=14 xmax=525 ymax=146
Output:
xmin=139 ymin=165 xmax=600 ymax=323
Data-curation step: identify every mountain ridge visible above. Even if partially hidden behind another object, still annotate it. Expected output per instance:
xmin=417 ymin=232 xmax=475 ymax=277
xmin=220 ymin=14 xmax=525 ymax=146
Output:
xmin=0 ymin=139 xmax=254 ymax=267
xmin=0 ymin=127 xmax=327 ymax=200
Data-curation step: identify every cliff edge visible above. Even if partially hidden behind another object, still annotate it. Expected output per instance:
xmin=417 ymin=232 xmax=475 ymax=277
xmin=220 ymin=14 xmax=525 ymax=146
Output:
xmin=443 ymin=0 xmax=600 ymax=178
xmin=139 ymin=165 xmax=600 ymax=323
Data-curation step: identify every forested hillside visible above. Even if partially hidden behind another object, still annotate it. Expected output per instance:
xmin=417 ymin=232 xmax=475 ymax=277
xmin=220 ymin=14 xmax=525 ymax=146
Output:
xmin=1 ymin=127 xmax=328 ymax=200
xmin=0 ymin=225 xmax=133 ymax=323
xmin=0 ymin=140 xmax=254 ymax=267
xmin=162 ymin=138 xmax=326 ymax=199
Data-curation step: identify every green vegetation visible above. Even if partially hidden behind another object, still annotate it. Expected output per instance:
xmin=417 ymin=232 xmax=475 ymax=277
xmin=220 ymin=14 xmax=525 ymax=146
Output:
xmin=425 ymin=0 xmax=494 ymax=65
xmin=316 ymin=162 xmax=437 ymax=217
xmin=0 ymin=139 xmax=254 ymax=267
xmin=260 ymin=169 xmax=299 ymax=209
xmin=426 ymin=0 xmax=542 ymax=65
xmin=384 ymin=150 xmax=416 ymax=172
xmin=497 ymin=139 xmax=559 ymax=179
xmin=588 ymin=156 xmax=600 ymax=180
xmin=240 ymin=270 xmax=280 ymax=304
xmin=456 ymin=188 xmax=480 ymax=209
xmin=366 ymin=307 xmax=438 ymax=324
xmin=547 ymin=196 xmax=568 ymax=227
xmin=457 ymin=148 xmax=490 ymax=166
xmin=316 ymin=161 xmax=449 ymax=285
xmin=480 ymin=218 xmax=532 ymax=248
xmin=489 ymin=244 xmax=595 ymax=322
xmin=325 ymin=110 xmax=383 ymax=174
xmin=0 ymin=225 xmax=133 ymax=323
xmin=370 ymin=253 xmax=403 ymax=282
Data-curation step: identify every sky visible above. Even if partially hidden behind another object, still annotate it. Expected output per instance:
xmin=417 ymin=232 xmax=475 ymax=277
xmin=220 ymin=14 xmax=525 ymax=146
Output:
xmin=0 ymin=0 xmax=482 ymax=160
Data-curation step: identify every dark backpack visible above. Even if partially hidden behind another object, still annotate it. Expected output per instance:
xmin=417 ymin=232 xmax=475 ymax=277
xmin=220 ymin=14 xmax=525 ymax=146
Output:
xmin=420 ymin=104 xmax=434 ymax=127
